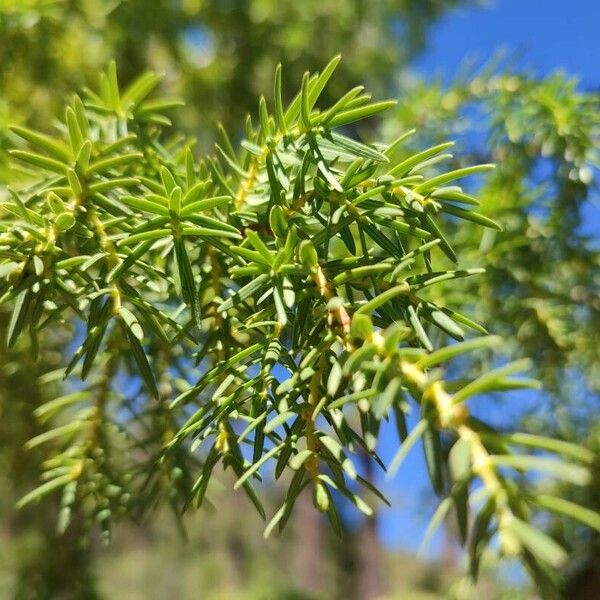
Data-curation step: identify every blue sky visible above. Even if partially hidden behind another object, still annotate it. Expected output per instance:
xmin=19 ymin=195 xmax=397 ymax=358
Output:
xmin=377 ymin=0 xmax=599 ymax=553
xmin=415 ymin=0 xmax=600 ymax=87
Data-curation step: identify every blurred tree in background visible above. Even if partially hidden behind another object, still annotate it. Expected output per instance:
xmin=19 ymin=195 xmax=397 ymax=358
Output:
xmin=386 ymin=68 xmax=600 ymax=597
xmin=0 ymin=0 xmax=464 ymax=138
xmin=0 ymin=1 xmax=598 ymax=599
xmin=387 ymin=67 xmax=600 ymax=398
xmin=0 ymin=316 xmax=99 ymax=599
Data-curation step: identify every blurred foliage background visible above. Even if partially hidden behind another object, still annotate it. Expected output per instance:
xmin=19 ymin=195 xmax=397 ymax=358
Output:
xmin=0 ymin=0 xmax=598 ymax=598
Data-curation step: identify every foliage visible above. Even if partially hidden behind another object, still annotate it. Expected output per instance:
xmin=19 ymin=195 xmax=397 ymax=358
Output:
xmin=1 ymin=57 xmax=598 ymax=595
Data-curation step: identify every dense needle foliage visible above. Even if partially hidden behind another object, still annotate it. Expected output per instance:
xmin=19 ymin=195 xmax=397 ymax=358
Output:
xmin=1 ymin=57 xmax=598 ymax=595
